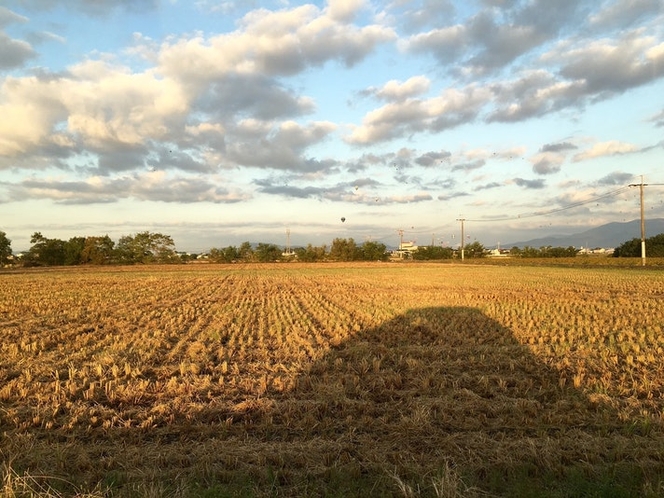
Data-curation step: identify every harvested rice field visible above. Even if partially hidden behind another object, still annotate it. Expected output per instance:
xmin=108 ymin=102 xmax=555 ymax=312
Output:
xmin=1 ymin=262 xmax=664 ymax=497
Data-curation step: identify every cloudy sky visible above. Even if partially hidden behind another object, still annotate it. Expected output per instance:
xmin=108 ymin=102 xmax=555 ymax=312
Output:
xmin=1 ymin=0 xmax=663 ymax=252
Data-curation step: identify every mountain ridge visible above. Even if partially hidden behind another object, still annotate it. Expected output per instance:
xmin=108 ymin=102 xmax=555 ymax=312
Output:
xmin=504 ymin=219 xmax=664 ymax=249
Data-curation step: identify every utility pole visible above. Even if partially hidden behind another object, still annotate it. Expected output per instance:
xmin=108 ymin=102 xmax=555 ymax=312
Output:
xmin=629 ymin=176 xmax=648 ymax=267
xmin=456 ymin=218 xmax=466 ymax=261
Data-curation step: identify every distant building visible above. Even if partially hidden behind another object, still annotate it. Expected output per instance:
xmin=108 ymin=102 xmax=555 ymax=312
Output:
xmin=393 ymin=241 xmax=418 ymax=259
xmin=578 ymin=247 xmax=614 ymax=255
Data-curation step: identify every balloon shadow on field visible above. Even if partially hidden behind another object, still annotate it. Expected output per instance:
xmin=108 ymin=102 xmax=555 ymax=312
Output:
xmin=237 ymin=306 xmax=660 ymax=496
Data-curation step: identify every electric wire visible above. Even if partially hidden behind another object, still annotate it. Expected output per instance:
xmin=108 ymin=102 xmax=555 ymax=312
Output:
xmin=464 ymin=185 xmax=633 ymax=223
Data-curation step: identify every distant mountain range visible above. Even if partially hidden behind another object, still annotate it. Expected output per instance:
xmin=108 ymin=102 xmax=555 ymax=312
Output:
xmin=505 ymin=218 xmax=664 ymax=249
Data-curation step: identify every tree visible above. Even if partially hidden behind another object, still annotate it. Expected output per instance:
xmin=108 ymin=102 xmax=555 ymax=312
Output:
xmin=329 ymin=238 xmax=360 ymax=261
xmin=614 ymin=233 xmax=664 ymax=257
xmin=30 ymin=231 xmax=46 ymax=246
xmin=613 ymin=238 xmax=640 ymax=257
xmin=26 ymin=232 xmax=66 ymax=266
xmin=149 ymin=233 xmax=179 ymax=263
xmin=0 ymin=231 xmax=12 ymax=265
xmin=360 ymin=241 xmax=389 ymax=261
xmin=464 ymin=241 xmax=486 ymax=258
xmin=178 ymin=252 xmax=198 ymax=263
xmin=295 ymin=244 xmax=327 ymax=262
xmin=255 ymin=243 xmax=282 ymax=262
xmin=413 ymin=246 xmax=454 ymax=260
xmin=222 ymin=246 xmax=240 ymax=262
xmin=80 ymin=236 xmax=115 ymax=264
xmin=520 ymin=246 xmax=540 ymax=258
xmin=64 ymin=237 xmax=86 ymax=265
xmin=238 ymin=242 xmax=254 ymax=262
xmin=116 ymin=231 xmax=178 ymax=264
xmin=649 ymin=234 xmax=664 ymax=257
xmin=548 ymin=246 xmax=578 ymax=258
xmin=209 ymin=245 xmax=240 ymax=263
xmin=510 ymin=245 xmax=578 ymax=258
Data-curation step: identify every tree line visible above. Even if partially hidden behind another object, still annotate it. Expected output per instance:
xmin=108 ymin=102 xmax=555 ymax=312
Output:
xmin=412 ymin=241 xmax=486 ymax=260
xmin=5 ymin=228 xmax=662 ymax=268
xmin=0 ymin=232 xmax=392 ymax=266
xmin=411 ymin=243 xmax=579 ymax=260
xmin=0 ymin=231 xmax=180 ymax=267
xmin=209 ymin=238 xmax=390 ymax=263
xmin=508 ymin=245 xmax=579 ymax=258
xmin=613 ymin=233 xmax=664 ymax=257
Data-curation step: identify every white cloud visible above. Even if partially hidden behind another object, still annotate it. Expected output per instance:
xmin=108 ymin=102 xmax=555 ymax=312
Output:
xmin=5 ymin=171 xmax=250 ymax=204
xmin=550 ymin=31 xmax=664 ymax=94
xmin=276 ymin=120 xmax=337 ymax=149
xmin=0 ymin=75 xmax=65 ymax=156
xmin=386 ymin=193 xmax=432 ymax=203
xmin=185 ymin=122 xmax=225 ymax=136
xmin=0 ymin=31 xmax=36 ymax=69
xmin=589 ymin=0 xmax=662 ymax=29
xmin=572 ymin=141 xmax=640 ymax=162
xmin=15 ymin=0 xmax=157 ymax=17
xmin=529 ymin=151 xmax=566 ymax=175
xmin=158 ymin=3 xmax=394 ymax=81
xmin=488 ymin=69 xmax=585 ymax=122
xmin=0 ymin=7 xmax=28 ymax=27
xmin=66 ymin=66 xmax=188 ymax=146
xmin=374 ymin=76 xmax=431 ymax=101
xmin=226 ymin=120 xmax=337 ymax=171
xmin=326 ymin=0 xmax=367 ymax=23
xmin=402 ymin=0 xmax=583 ymax=75
xmin=403 ymin=24 xmax=467 ymax=63
xmin=347 ymin=84 xmax=491 ymax=144
xmin=0 ymin=59 xmax=190 ymax=159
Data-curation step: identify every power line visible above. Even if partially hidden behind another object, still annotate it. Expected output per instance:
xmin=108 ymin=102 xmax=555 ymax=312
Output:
xmin=464 ymin=185 xmax=633 ymax=223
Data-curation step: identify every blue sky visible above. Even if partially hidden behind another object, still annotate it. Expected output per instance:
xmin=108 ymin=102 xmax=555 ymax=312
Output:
xmin=1 ymin=0 xmax=663 ymax=252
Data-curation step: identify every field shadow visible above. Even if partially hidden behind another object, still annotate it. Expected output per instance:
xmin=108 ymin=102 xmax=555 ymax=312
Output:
xmin=237 ymin=306 xmax=658 ymax=495
xmin=3 ymin=306 xmax=662 ymax=496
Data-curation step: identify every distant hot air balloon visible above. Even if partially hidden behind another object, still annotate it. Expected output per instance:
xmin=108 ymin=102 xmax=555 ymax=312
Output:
xmin=341 ymin=217 xmax=346 ymax=223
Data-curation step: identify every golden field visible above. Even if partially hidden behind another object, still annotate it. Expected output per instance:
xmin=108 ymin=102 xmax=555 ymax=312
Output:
xmin=1 ymin=262 xmax=664 ymax=496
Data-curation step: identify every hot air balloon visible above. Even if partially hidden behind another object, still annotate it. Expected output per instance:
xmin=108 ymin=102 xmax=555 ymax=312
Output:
xmin=341 ymin=217 xmax=346 ymax=223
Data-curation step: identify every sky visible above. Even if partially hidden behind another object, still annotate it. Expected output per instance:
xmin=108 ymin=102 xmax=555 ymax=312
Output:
xmin=1 ymin=0 xmax=663 ymax=252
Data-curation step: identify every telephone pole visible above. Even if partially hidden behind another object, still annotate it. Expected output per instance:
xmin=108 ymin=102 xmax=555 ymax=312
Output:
xmin=629 ymin=177 xmax=648 ymax=267
xmin=456 ymin=218 xmax=466 ymax=261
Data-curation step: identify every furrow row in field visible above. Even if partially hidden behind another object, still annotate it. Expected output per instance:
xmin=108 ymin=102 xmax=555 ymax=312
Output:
xmin=283 ymin=276 xmax=398 ymax=349
xmin=0 ymin=273 xmax=246 ymax=431
xmin=464 ymin=271 xmax=664 ymax=411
